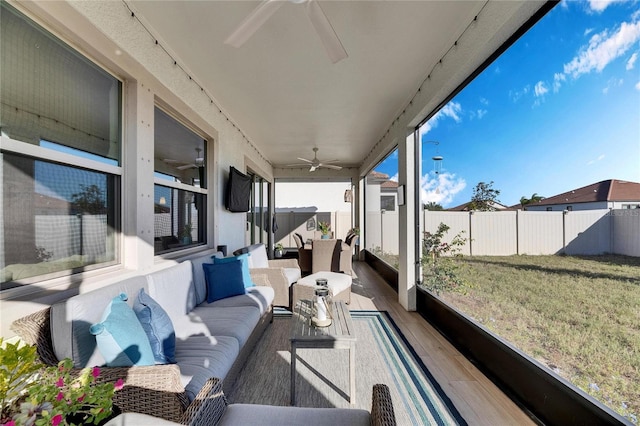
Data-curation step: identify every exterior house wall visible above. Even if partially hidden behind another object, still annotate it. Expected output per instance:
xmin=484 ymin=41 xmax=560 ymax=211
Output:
xmin=1 ymin=0 xmax=271 ymax=336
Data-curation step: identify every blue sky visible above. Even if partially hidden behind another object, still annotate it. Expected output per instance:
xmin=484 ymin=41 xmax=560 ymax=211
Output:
xmin=375 ymin=0 xmax=640 ymax=208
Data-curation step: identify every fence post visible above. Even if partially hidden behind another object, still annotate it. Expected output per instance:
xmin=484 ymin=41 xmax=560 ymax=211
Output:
xmin=562 ymin=209 xmax=567 ymax=254
xmin=516 ymin=209 xmax=520 ymax=255
xmin=468 ymin=211 xmax=473 ymax=256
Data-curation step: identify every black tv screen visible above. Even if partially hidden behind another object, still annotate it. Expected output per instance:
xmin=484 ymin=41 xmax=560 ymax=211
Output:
xmin=225 ymin=166 xmax=251 ymax=212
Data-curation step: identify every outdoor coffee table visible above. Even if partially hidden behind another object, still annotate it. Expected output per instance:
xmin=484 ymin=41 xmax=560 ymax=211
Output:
xmin=290 ymin=299 xmax=356 ymax=406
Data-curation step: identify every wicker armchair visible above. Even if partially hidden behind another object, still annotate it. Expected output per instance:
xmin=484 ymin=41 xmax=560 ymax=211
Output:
xmin=234 ymin=243 xmax=301 ymax=308
xmin=185 ymin=378 xmax=396 ymax=426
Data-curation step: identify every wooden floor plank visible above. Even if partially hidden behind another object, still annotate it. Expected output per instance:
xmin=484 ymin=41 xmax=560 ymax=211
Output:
xmin=350 ymin=261 xmax=535 ymax=425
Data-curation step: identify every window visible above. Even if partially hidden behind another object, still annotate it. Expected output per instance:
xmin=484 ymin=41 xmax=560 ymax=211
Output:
xmin=380 ymin=196 xmax=396 ymax=212
xmin=365 ymin=148 xmax=399 ymax=269
xmin=153 ymin=107 xmax=207 ymax=254
xmin=247 ymin=173 xmax=270 ymax=246
xmin=1 ymin=3 xmax=121 ymax=288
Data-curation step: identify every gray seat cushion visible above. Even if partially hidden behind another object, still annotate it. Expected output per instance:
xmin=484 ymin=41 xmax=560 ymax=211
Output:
xmin=199 ymin=286 xmax=274 ymax=315
xmin=188 ymin=306 xmax=260 ymax=347
xmin=175 ymin=335 xmax=239 ymax=401
xmin=218 ymin=404 xmax=370 ymax=426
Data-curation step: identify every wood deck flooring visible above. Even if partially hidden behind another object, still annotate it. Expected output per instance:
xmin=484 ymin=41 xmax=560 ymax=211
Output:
xmin=349 ymin=261 xmax=536 ymax=426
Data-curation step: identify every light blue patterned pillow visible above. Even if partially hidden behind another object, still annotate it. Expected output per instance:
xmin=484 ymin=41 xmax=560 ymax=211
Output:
xmin=133 ymin=289 xmax=176 ymax=364
xmin=90 ymin=293 xmax=155 ymax=367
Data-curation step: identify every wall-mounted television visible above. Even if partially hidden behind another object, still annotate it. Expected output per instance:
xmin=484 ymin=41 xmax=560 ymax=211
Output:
xmin=225 ymin=166 xmax=251 ymax=212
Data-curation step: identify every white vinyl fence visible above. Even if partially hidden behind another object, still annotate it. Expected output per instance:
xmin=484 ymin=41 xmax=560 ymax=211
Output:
xmin=422 ymin=209 xmax=640 ymax=256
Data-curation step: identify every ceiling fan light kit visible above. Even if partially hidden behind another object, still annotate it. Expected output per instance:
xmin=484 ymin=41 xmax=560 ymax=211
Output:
xmin=225 ymin=0 xmax=347 ymax=64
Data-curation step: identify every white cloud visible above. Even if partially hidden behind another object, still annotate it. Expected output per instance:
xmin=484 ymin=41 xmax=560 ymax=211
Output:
xmin=389 ymin=173 xmax=398 ymax=182
xmin=477 ymin=109 xmax=487 ymax=119
xmin=584 ymin=28 xmax=595 ymax=36
xmin=627 ymin=52 xmax=638 ymax=70
xmin=480 ymin=97 xmax=489 ymax=106
xmin=420 ymin=172 xmax=466 ymax=207
xmin=534 ymin=81 xmax=549 ymax=97
xmin=563 ymin=19 xmax=640 ymax=79
xmin=635 ymin=81 xmax=640 ymax=90
xmin=419 ymin=101 xmax=462 ymax=136
xmin=588 ymin=0 xmax=624 ymax=13
xmin=509 ymin=84 xmax=531 ymax=103
xmin=602 ymin=78 xmax=623 ymax=94
xmin=553 ymin=73 xmax=566 ymax=93
xmin=586 ymin=154 xmax=606 ymax=165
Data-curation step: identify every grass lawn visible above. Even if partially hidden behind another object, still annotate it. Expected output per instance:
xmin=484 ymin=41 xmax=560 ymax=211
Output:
xmin=434 ymin=255 xmax=640 ymax=423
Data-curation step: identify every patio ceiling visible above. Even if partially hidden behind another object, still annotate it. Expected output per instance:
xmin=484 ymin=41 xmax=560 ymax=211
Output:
xmin=129 ymin=0 xmax=549 ymax=174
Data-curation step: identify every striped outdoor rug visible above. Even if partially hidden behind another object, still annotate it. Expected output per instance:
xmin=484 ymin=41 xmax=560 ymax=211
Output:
xmin=228 ymin=310 xmax=467 ymax=425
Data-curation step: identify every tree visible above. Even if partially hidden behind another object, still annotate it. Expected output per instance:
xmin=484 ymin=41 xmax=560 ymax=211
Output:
xmin=423 ymin=202 xmax=444 ymax=211
xmin=520 ymin=193 xmax=544 ymax=209
xmin=71 ymin=184 xmax=106 ymax=214
xmin=469 ymin=181 xmax=501 ymax=211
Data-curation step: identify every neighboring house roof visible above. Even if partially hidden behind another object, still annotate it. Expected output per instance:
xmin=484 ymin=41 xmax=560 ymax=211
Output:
xmin=380 ymin=180 xmax=399 ymax=194
xmin=527 ymin=179 xmax=640 ymax=207
xmin=447 ymin=201 xmax=508 ymax=211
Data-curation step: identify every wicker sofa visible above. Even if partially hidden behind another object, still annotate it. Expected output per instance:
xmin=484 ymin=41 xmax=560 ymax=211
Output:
xmin=105 ymin=378 xmax=396 ymax=426
xmin=11 ymin=253 xmax=275 ymax=424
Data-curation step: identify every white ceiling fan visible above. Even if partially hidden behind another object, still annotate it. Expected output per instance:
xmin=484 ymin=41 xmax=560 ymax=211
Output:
xmin=225 ymin=0 xmax=348 ymax=64
xmin=163 ymin=148 xmax=204 ymax=170
xmin=286 ymin=147 xmax=342 ymax=172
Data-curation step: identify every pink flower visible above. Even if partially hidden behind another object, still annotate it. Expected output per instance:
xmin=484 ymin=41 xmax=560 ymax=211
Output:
xmin=114 ymin=378 xmax=124 ymax=391
xmin=55 ymin=377 xmax=64 ymax=388
xmin=77 ymin=394 xmax=85 ymax=403
xmin=56 ymin=391 xmax=65 ymax=401
xmin=5 ymin=420 xmax=16 ymax=426
xmin=51 ymin=414 xmax=63 ymax=426
xmin=92 ymin=366 xmax=100 ymax=378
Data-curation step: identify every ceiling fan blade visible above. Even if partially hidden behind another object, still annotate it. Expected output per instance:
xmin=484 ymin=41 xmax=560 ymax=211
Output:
xmin=176 ymin=163 xmax=197 ymax=170
xmin=306 ymin=0 xmax=348 ymax=63
xmin=296 ymin=157 xmax=313 ymax=163
xmin=284 ymin=163 xmax=312 ymax=167
xmin=163 ymin=158 xmax=181 ymax=163
xmin=320 ymin=163 xmax=342 ymax=170
xmin=309 ymin=165 xmax=317 ymax=172
xmin=225 ymin=0 xmax=285 ymax=48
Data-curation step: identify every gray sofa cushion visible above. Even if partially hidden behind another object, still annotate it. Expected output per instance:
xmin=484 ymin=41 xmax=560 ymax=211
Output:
xmin=200 ymin=286 xmax=274 ymax=315
xmin=218 ymin=405 xmax=370 ymax=426
xmin=146 ymin=261 xmax=196 ymax=321
xmin=175 ymin=335 xmax=239 ymax=401
xmin=50 ymin=275 xmax=149 ymax=368
xmin=188 ymin=306 xmax=260 ymax=348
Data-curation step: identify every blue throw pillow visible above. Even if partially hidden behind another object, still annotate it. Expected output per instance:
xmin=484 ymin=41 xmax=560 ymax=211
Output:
xmin=133 ymin=289 xmax=176 ymax=364
xmin=203 ymin=260 xmax=246 ymax=303
xmin=90 ymin=293 xmax=155 ymax=367
xmin=213 ymin=253 xmax=255 ymax=288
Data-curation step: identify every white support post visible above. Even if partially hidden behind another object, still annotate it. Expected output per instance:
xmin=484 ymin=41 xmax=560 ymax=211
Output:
xmin=398 ymin=131 xmax=416 ymax=311
xmin=122 ymin=81 xmax=155 ymax=270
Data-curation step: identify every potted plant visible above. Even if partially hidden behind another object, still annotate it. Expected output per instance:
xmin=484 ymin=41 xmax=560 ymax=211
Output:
xmin=1 ymin=338 xmax=123 ymax=426
xmin=274 ymin=243 xmax=284 ymax=258
xmin=318 ymin=221 xmax=331 ymax=239
xmin=181 ymin=223 xmax=192 ymax=245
